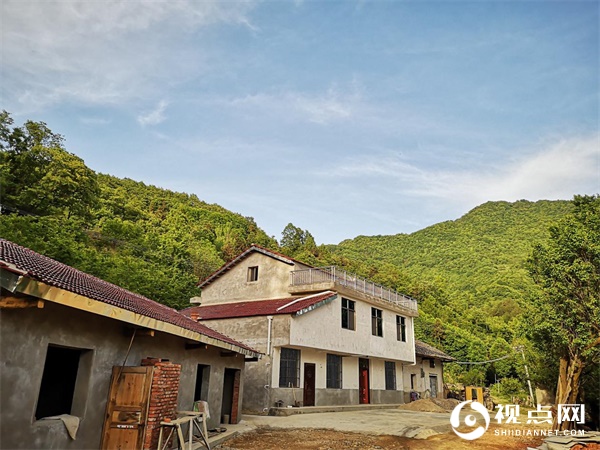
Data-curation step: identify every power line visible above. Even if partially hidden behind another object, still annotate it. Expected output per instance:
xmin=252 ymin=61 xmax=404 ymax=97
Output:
xmin=451 ymin=353 xmax=514 ymax=365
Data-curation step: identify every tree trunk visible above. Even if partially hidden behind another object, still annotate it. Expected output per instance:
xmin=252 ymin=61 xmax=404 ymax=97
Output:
xmin=552 ymin=353 xmax=584 ymax=431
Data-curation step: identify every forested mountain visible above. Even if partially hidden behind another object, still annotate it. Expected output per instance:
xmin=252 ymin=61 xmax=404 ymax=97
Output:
xmin=331 ymin=200 xmax=573 ymax=321
xmin=326 ymin=200 xmax=574 ymax=386
xmin=0 ymin=111 xmax=581 ymax=390
xmin=0 ymin=112 xmax=276 ymax=309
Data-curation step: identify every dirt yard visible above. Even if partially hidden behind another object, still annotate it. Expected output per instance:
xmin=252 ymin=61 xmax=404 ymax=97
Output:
xmin=219 ymin=423 xmax=549 ymax=450
xmin=217 ymin=399 xmax=559 ymax=449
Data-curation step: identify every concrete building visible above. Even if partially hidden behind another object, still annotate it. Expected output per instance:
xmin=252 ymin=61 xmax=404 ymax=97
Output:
xmin=183 ymin=245 xmax=423 ymax=413
xmin=403 ymin=340 xmax=455 ymax=400
xmin=0 ymin=238 xmax=260 ymax=450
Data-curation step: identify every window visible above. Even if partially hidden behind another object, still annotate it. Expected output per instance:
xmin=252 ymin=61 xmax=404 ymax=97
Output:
xmin=341 ymin=298 xmax=355 ymax=330
xmin=326 ymin=354 xmax=342 ymax=389
xmin=385 ymin=361 xmax=396 ymax=390
xmin=430 ymin=359 xmax=436 ymax=369
xmin=371 ymin=307 xmax=383 ymax=337
xmin=35 ymin=345 xmax=92 ymax=420
xmin=396 ymin=315 xmax=406 ymax=342
xmin=247 ymin=266 xmax=259 ymax=282
xmin=279 ymin=348 xmax=300 ymax=388
xmin=410 ymin=373 xmax=417 ymax=390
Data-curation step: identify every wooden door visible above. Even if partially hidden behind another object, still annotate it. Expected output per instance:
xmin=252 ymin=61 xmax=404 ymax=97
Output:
xmin=359 ymin=358 xmax=370 ymax=404
xmin=429 ymin=375 xmax=438 ymax=398
xmin=303 ymin=363 xmax=316 ymax=406
xmin=101 ymin=366 xmax=153 ymax=450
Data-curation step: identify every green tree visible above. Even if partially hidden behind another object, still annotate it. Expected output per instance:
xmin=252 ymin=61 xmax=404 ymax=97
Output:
xmin=527 ymin=195 xmax=600 ymax=430
xmin=280 ymin=223 xmax=317 ymax=256
xmin=0 ymin=111 xmax=99 ymax=218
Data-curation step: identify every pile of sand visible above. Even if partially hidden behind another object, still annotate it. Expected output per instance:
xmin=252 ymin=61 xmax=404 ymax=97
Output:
xmin=430 ymin=398 xmax=461 ymax=411
xmin=397 ymin=399 xmax=447 ymax=413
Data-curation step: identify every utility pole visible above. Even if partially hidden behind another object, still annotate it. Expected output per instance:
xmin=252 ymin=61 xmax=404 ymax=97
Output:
xmin=516 ymin=346 xmax=536 ymax=406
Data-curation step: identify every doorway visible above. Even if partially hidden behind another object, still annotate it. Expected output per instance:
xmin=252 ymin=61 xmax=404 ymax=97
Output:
xmin=221 ymin=368 xmax=241 ymax=424
xmin=194 ymin=364 xmax=210 ymax=402
xmin=429 ymin=375 xmax=438 ymax=398
xmin=303 ymin=363 xmax=316 ymax=406
xmin=358 ymin=358 xmax=370 ymax=404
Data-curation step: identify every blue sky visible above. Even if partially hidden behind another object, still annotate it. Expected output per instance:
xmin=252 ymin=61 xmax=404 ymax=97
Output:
xmin=2 ymin=1 xmax=598 ymax=244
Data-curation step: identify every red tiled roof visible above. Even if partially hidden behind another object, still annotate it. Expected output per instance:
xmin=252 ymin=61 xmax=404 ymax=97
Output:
xmin=415 ymin=339 xmax=455 ymax=361
xmin=197 ymin=244 xmax=312 ymax=288
xmin=0 ymin=238 xmax=258 ymax=355
xmin=181 ymin=291 xmax=337 ymax=320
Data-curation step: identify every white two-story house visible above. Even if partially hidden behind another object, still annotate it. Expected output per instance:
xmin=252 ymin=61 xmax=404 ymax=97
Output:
xmin=182 ymin=245 xmax=420 ymax=413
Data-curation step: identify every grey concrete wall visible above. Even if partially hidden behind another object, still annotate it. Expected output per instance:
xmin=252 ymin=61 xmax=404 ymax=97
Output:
xmin=0 ymin=301 xmax=245 ymax=450
xmin=316 ymin=388 xmax=359 ymax=406
xmin=370 ymin=389 xmax=405 ymax=404
xmin=201 ymin=315 xmax=291 ymax=413
xmin=270 ymin=388 xmax=402 ymax=407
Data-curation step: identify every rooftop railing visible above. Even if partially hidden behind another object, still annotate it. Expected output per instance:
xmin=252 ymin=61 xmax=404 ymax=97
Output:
xmin=290 ymin=266 xmax=418 ymax=312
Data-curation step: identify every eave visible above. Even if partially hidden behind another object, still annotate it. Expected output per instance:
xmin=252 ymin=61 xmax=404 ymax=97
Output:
xmin=4 ymin=272 xmax=260 ymax=358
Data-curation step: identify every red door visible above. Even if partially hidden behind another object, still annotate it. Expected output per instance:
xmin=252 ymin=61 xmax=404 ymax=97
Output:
xmin=359 ymin=358 xmax=370 ymax=404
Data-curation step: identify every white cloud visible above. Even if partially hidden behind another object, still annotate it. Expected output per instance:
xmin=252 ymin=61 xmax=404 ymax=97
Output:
xmin=325 ymin=135 xmax=600 ymax=205
xmin=1 ymin=1 xmax=257 ymax=111
xmin=138 ymin=100 xmax=168 ymax=126
xmin=224 ymin=83 xmax=361 ymax=125
xmin=79 ymin=116 xmax=111 ymax=126
xmin=291 ymin=86 xmax=355 ymax=124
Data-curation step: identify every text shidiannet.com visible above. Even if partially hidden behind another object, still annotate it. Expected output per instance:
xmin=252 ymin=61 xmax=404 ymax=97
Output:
xmin=451 ymin=401 xmax=587 ymax=441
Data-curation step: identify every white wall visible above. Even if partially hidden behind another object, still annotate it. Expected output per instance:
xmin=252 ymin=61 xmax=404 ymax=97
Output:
xmin=402 ymin=356 xmax=446 ymax=397
xmin=271 ymin=347 xmax=406 ymax=394
xmin=289 ymin=295 xmax=415 ymax=363
xmin=342 ymin=357 xmax=359 ymax=389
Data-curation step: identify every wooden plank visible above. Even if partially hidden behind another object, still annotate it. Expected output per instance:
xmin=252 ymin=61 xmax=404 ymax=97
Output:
xmin=124 ymin=327 xmax=155 ymax=337
xmin=101 ymin=366 xmax=154 ymax=450
xmin=185 ymin=343 xmax=208 ymax=350
xmin=0 ymin=295 xmax=43 ymax=309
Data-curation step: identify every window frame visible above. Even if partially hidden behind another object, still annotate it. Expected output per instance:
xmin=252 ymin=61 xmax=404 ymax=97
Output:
xmin=278 ymin=347 xmax=300 ymax=388
xmin=384 ymin=361 xmax=396 ymax=390
xmin=247 ymin=266 xmax=259 ymax=282
xmin=341 ymin=298 xmax=355 ymax=331
xmin=326 ymin=354 xmax=343 ymax=389
xmin=410 ymin=373 xmax=417 ymax=390
xmin=396 ymin=315 xmax=407 ymax=342
xmin=371 ymin=307 xmax=383 ymax=337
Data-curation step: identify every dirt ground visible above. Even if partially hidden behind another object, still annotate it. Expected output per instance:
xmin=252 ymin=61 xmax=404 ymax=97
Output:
xmin=219 ymin=423 xmax=550 ymax=450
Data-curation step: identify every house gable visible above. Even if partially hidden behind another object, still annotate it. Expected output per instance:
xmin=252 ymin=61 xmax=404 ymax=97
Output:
xmin=199 ymin=250 xmax=309 ymax=304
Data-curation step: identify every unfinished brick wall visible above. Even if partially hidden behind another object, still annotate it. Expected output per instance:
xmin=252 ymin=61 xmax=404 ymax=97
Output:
xmin=141 ymin=358 xmax=181 ymax=450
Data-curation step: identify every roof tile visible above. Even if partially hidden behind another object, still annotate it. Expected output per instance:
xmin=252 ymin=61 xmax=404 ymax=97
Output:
xmin=415 ymin=339 xmax=455 ymax=361
xmin=0 ymin=238 xmax=258 ymax=355
xmin=182 ymin=291 xmax=337 ymax=320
